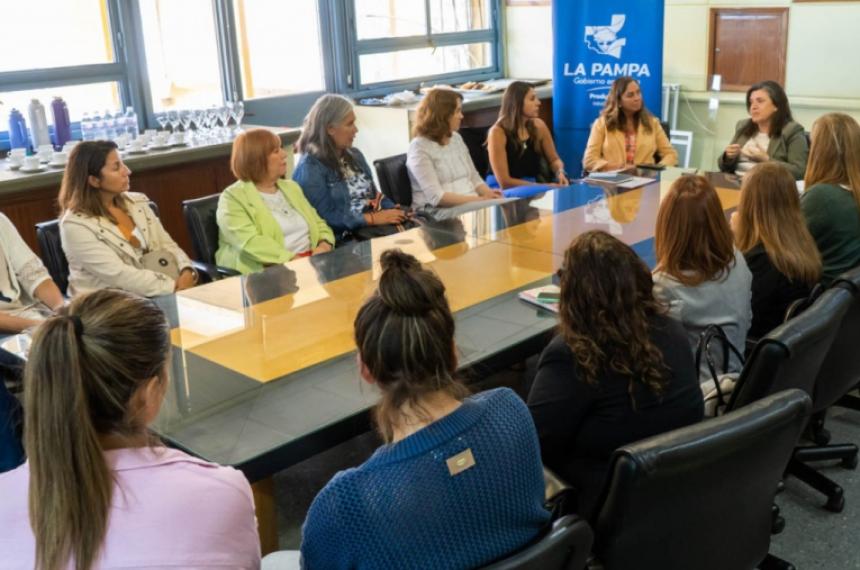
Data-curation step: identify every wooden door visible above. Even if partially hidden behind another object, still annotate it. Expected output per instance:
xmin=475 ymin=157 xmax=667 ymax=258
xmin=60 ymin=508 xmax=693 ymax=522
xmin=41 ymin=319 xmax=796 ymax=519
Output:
xmin=709 ymin=8 xmax=788 ymax=92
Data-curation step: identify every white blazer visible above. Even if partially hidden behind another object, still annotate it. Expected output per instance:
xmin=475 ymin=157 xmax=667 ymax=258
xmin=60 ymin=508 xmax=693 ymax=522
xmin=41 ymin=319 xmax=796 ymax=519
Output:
xmin=60 ymin=192 xmax=192 ymax=298
xmin=0 ymin=212 xmax=52 ymax=316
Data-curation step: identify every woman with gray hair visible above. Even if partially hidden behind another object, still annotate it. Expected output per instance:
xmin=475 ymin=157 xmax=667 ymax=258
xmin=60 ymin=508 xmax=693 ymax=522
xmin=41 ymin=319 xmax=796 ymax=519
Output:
xmin=293 ymin=94 xmax=408 ymax=242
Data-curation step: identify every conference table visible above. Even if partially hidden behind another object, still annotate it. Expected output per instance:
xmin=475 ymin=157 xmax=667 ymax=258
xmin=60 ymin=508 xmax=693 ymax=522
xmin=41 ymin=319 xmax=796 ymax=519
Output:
xmin=3 ymin=167 xmax=743 ymax=551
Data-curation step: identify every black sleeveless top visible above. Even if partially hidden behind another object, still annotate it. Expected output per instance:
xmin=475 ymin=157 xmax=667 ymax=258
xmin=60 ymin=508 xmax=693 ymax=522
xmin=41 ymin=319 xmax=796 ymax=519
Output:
xmin=505 ymin=136 xmax=542 ymax=180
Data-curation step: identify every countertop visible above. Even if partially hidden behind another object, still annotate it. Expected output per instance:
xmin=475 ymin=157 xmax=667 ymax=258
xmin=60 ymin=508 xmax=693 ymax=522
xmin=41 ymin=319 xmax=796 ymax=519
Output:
xmin=357 ymin=83 xmax=553 ymax=115
xmin=0 ymin=126 xmax=301 ymax=196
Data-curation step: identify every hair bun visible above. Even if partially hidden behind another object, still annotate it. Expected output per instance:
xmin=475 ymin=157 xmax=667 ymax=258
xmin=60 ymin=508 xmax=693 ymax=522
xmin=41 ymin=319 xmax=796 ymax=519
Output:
xmin=377 ymin=250 xmax=442 ymax=317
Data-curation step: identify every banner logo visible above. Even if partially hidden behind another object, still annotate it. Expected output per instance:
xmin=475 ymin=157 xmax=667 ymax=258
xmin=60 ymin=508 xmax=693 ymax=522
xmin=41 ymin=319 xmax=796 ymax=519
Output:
xmin=585 ymin=14 xmax=627 ymax=59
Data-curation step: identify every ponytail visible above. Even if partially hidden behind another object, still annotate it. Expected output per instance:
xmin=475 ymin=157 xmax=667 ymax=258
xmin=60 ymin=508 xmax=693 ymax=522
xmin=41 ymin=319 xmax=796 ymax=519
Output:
xmin=354 ymin=250 xmax=468 ymax=442
xmin=24 ymin=290 xmax=170 ymax=570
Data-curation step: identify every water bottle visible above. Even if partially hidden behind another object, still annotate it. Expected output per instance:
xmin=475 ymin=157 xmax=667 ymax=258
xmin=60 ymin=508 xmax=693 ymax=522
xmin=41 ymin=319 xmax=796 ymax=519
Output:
xmin=91 ymin=110 xmax=105 ymax=140
xmin=51 ymin=97 xmax=72 ymax=147
xmin=124 ymin=106 xmax=138 ymax=139
xmin=80 ymin=112 xmax=92 ymax=141
xmin=27 ymin=99 xmax=52 ymax=149
xmin=104 ymin=109 xmax=116 ymax=140
xmin=8 ymin=109 xmax=29 ymax=151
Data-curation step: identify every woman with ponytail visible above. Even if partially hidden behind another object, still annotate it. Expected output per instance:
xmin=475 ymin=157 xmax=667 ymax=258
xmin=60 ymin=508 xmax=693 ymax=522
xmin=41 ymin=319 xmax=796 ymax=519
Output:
xmin=296 ymin=250 xmax=549 ymax=570
xmin=0 ymin=289 xmax=260 ymax=569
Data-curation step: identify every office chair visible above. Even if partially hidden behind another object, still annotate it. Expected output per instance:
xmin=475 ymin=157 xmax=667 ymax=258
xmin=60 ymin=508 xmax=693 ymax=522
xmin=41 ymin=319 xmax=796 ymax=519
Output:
xmin=35 ymin=220 xmax=68 ymax=296
xmin=373 ymin=154 xmax=413 ymax=207
xmin=181 ymin=194 xmax=240 ymax=280
xmin=590 ymin=389 xmax=811 ymax=570
xmin=480 ymin=515 xmax=593 ymax=570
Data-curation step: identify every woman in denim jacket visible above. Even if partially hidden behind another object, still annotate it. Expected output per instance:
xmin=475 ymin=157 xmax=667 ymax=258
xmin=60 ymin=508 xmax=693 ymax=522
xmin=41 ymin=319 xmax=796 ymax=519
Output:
xmin=293 ymin=95 xmax=408 ymax=243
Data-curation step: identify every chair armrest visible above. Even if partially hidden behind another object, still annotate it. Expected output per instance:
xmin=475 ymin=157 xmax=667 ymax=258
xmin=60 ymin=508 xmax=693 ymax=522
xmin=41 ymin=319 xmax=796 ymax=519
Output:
xmin=191 ymin=260 xmax=219 ymax=283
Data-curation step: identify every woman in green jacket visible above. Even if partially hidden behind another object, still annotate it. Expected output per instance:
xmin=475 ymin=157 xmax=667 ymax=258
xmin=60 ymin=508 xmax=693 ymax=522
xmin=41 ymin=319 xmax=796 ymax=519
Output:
xmin=717 ymin=80 xmax=808 ymax=180
xmin=216 ymin=129 xmax=334 ymax=275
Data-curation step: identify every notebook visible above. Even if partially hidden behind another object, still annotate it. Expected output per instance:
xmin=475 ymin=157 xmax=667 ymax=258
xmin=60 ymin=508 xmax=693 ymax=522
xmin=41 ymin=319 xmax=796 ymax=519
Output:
xmin=518 ymin=285 xmax=561 ymax=314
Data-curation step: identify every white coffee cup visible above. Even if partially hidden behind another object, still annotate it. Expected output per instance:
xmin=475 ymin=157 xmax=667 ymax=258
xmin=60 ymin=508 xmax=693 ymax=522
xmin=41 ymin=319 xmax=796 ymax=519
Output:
xmin=172 ymin=132 xmax=185 ymax=144
xmin=9 ymin=148 xmax=26 ymax=159
xmin=8 ymin=154 xmax=23 ymax=166
xmin=129 ymin=139 xmax=145 ymax=151
xmin=22 ymin=156 xmax=40 ymax=170
xmin=51 ymin=151 xmax=68 ymax=165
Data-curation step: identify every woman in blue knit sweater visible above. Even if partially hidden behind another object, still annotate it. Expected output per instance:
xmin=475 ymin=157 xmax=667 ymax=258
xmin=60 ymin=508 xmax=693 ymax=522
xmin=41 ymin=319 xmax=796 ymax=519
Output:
xmin=298 ymin=250 xmax=549 ymax=569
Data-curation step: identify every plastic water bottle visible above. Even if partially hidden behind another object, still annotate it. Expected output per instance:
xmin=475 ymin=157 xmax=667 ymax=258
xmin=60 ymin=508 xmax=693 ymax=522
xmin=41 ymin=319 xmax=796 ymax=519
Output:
xmin=27 ymin=99 xmax=52 ymax=149
xmin=51 ymin=97 xmax=72 ymax=147
xmin=124 ymin=106 xmax=138 ymax=139
xmin=104 ymin=110 xmax=117 ymax=140
xmin=80 ymin=112 xmax=92 ymax=141
xmin=91 ymin=111 xmax=105 ymax=140
xmin=8 ymin=109 xmax=29 ymax=151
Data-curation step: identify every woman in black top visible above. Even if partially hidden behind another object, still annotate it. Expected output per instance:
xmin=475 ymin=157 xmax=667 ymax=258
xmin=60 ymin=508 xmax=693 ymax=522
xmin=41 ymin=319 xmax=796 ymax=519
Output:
xmin=487 ymin=81 xmax=569 ymax=189
xmin=528 ymin=230 xmax=703 ymax=517
xmin=732 ymin=162 xmax=822 ymax=338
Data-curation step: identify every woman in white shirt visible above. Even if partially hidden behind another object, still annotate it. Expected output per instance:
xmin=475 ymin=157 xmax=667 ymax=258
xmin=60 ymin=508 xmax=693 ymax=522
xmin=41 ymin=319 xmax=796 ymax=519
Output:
xmin=407 ymin=89 xmax=502 ymax=214
xmin=0 ymin=213 xmax=63 ymax=333
xmin=58 ymin=141 xmax=197 ymax=297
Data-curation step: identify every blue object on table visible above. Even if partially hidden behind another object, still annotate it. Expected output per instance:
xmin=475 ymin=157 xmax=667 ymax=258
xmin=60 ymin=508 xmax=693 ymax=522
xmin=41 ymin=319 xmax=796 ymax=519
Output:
xmin=486 ymin=174 xmax=553 ymax=198
xmin=8 ymin=109 xmax=29 ymax=151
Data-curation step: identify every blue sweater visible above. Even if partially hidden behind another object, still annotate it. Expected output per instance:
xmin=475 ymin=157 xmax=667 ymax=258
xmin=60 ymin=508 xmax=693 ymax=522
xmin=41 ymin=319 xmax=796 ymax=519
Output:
xmin=300 ymin=387 xmax=550 ymax=570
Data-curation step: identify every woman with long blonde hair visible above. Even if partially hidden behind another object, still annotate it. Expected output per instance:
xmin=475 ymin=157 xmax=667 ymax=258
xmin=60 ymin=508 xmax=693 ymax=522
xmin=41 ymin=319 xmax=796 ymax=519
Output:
xmin=733 ymin=162 xmax=821 ymax=337
xmin=801 ymin=112 xmax=860 ymax=284
xmin=653 ymin=175 xmax=752 ymax=375
xmin=0 ymin=290 xmax=260 ymax=569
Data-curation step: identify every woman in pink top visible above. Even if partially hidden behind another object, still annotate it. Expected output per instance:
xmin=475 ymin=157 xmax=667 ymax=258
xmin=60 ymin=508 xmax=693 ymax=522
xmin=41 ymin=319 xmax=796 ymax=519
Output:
xmin=0 ymin=289 xmax=261 ymax=570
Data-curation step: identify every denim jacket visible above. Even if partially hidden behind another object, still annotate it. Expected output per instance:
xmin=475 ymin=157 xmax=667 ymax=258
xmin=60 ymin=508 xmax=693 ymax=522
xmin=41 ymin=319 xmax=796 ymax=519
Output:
xmin=293 ymin=149 xmax=394 ymax=241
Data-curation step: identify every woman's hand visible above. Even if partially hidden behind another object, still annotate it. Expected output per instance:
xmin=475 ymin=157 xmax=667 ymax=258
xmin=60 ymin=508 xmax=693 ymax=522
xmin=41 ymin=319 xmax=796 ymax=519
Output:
xmin=175 ymin=268 xmax=197 ymax=291
xmin=746 ymin=145 xmax=769 ymax=163
xmin=371 ymin=209 xmax=408 ymax=225
xmin=603 ymin=162 xmax=625 ymax=172
xmin=556 ymin=171 xmax=570 ymax=186
xmin=312 ymin=241 xmax=333 ymax=255
xmin=724 ymin=144 xmax=741 ymax=159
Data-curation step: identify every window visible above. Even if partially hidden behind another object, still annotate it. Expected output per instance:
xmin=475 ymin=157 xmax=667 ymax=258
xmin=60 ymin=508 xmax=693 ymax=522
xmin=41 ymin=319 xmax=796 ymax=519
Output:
xmin=139 ymin=0 xmax=224 ymax=111
xmin=342 ymin=0 xmax=501 ymax=93
xmin=232 ymin=0 xmax=326 ymax=99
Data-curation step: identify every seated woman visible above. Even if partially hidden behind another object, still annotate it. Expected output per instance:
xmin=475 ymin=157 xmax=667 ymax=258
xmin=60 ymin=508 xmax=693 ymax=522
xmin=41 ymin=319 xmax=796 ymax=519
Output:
xmin=801 ymin=113 xmax=860 ymax=285
xmin=718 ymin=80 xmax=808 ymax=180
xmin=653 ymin=175 xmax=752 ymax=376
xmin=407 ymin=88 xmax=502 ymax=213
xmin=59 ymin=141 xmax=197 ymax=297
xmin=0 ymin=213 xmax=64 ymax=333
xmin=0 ymin=289 xmax=260 ymax=568
xmin=487 ymin=81 xmax=569 ymax=189
xmin=293 ymin=94 xmax=409 ymax=242
xmin=216 ymin=128 xmax=334 ymax=274
xmin=298 ymin=250 xmax=549 ymax=569
xmin=583 ymin=76 xmax=677 ymax=172
xmin=528 ymin=230 xmax=702 ymax=517
xmin=733 ymin=162 xmax=822 ymax=338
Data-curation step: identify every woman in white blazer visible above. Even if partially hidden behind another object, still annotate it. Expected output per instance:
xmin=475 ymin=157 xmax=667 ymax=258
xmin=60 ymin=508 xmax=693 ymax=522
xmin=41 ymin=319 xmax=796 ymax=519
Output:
xmin=58 ymin=141 xmax=197 ymax=298
xmin=0 ymin=213 xmax=64 ymax=333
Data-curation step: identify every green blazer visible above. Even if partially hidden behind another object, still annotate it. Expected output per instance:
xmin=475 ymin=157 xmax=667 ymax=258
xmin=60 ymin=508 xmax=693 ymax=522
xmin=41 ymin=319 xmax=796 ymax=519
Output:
xmin=718 ymin=119 xmax=808 ymax=180
xmin=215 ymin=178 xmax=335 ymax=274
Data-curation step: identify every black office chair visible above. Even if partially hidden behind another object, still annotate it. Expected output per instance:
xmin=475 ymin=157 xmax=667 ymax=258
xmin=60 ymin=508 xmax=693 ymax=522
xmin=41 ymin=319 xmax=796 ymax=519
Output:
xmin=785 ymin=267 xmax=860 ymax=512
xmin=728 ymin=287 xmax=852 ymax=411
xmin=373 ymin=154 xmax=413 ymax=207
xmin=590 ymin=389 xmax=811 ymax=570
xmin=459 ymin=126 xmax=491 ymax=177
xmin=479 ymin=515 xmax=593 ymax=570
xmin=35 ymin=220 xmax=68 ymax=296
xmin=181 ymin=194 xmax=239 ymax=280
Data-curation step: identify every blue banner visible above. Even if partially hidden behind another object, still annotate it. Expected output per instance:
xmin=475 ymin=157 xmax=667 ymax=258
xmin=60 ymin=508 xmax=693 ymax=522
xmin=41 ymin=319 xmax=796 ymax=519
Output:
xmin=553 ymin=2 xmax=665 ymax=174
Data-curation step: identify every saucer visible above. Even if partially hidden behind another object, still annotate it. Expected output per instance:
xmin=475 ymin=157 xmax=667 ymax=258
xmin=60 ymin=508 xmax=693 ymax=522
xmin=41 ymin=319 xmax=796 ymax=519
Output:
xmin=48 ymin=161 xmax=67 ymax=168
xmin=7 ymin=164 xmax=21 ymax=171
xmin=19 ymin=166 xmax=46 ymax=174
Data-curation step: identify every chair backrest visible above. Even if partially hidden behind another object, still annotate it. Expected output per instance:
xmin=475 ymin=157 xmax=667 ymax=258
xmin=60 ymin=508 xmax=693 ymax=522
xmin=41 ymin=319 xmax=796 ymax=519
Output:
xmin=812 ymin=266 xmax=860 ymax=411
xmin=728 ymin=286 xmax=853 ymax=410
xmin=373 ymin=154 xmax=412 ymax=207
xmin=592 ymin=389 xmax=811 ymax=570
xmin=35 ymin=220 xmax=68 ymax=296
xmin=459 ymin=126 xmax=491 ymax=176
xmin=182 ymin=194 xmax=221 ymax=264
xmin=480 ymin=515 xmax=593 ymax=570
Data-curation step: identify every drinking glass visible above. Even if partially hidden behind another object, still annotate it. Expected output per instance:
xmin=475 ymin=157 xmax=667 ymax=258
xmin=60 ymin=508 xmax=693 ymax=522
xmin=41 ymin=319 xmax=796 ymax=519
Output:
xmin=155 ymin=112 xmax=169 ymax=132
xmin=167 ymin=110 xmax=181 ymax=134
xmin=230 ymin=101 xmax=245 ymax=133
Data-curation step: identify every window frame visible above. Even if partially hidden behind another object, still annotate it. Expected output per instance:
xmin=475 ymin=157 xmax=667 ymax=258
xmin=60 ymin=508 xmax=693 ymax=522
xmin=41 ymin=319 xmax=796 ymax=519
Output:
xmin=335 ymin=0 xmax=504 ymax=97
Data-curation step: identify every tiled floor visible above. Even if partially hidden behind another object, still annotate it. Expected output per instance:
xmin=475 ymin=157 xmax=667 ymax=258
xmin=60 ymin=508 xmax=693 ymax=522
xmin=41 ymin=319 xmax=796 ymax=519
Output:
xmin=272 ymin=368 xmax=860 ymax=568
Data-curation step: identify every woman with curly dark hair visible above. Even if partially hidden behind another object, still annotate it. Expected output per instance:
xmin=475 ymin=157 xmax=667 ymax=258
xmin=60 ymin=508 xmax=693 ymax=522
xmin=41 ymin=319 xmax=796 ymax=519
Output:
xmin=528 ymin=230 xmax=703 ymax=516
